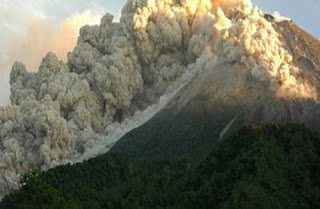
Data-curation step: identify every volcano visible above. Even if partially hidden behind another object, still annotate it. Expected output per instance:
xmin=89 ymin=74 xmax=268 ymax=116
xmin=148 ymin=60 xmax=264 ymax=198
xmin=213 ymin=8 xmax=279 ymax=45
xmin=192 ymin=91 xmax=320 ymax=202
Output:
xmin=111 ymin=19 xmax=320 ymax=162
xmin=0 ymin=0 xmax=320 ymax=198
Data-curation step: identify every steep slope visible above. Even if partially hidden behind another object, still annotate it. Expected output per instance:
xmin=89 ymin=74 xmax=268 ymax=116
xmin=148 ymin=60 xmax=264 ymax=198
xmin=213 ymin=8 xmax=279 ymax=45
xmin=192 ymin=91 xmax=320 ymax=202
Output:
xmin=110 ymin=62 xmax=248 ymax=162
xmin=275 ymin=21 xmax=320 ymax=70
xmin=2 ymin=124 xmax=320 ymax=208
xmin=111 ymin=19 xmax=320 ymax=162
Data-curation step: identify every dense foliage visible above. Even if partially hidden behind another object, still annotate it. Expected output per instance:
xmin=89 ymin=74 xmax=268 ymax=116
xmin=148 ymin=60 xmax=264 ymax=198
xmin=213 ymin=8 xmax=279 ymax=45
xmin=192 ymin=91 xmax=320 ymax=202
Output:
xmin=1 ymin=124 xmax=320 ymax=209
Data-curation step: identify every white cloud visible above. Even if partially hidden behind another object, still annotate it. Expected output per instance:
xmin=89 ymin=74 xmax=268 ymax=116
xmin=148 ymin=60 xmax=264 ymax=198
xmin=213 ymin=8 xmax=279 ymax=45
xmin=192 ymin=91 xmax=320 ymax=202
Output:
xmin=0 ymin=1 xmax=107 ymax=106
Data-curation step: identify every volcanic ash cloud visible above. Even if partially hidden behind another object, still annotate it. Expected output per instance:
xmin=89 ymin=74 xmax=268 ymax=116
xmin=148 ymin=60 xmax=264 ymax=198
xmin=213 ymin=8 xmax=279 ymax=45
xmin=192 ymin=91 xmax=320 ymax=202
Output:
xmin=0 ymin=0 xmax=317 ymax=197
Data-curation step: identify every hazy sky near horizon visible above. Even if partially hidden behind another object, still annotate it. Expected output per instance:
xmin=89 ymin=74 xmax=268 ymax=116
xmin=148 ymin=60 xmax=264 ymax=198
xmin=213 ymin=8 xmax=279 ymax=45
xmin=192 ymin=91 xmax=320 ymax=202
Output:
xmin=0 ymin=0 xmax=318 ymax=106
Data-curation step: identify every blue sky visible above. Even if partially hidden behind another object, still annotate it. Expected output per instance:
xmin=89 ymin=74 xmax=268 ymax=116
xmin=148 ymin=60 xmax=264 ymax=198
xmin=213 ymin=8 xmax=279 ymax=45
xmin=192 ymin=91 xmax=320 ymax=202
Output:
xmin=252 ymin=0 xmax=319 ymax=38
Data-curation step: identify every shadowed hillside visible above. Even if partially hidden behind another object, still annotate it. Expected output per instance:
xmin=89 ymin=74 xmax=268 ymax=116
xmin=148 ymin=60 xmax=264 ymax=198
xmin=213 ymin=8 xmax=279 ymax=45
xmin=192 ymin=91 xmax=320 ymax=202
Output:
xmin=2 ymin=124 xmax=320 ymax=209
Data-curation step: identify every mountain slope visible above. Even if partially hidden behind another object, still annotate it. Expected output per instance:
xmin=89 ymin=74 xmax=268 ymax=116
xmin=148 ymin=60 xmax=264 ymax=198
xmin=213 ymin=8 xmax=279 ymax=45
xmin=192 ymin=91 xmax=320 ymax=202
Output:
xmin=109 ymin=17 xmax=320 ymax=163
xmin=2 ymin=124 xmax=320 ymax=208
xmin=275 ymin=21 xmax=320 ymax=70
xmin=110 ymin=63 xmax=247 ymax=163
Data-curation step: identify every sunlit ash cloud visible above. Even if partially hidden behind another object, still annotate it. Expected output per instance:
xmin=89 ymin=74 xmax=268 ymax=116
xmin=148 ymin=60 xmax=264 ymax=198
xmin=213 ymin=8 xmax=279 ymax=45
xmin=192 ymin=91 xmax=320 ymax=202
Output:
xmin=7 ymin=9 xmax=101 ymax=70
xmin=0 ymin=8 xmax=101 ymax=106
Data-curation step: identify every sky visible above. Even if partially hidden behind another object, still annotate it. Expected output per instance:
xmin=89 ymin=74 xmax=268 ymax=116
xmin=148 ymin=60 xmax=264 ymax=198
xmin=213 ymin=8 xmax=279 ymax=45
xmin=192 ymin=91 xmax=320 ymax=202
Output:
xmin=0 ymin=0 xmax=319 ymax=106
xmin=252 ymin=0 xmax=319 ymax=39
xmin=0 ymin=0 xmax=127 ymax=105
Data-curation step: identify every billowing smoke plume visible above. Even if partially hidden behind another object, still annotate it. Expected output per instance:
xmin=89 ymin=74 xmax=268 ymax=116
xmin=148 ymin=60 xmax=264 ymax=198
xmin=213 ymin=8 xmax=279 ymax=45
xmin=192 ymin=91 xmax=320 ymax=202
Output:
xmin=0 ymin=0 xmax=317 ymax=197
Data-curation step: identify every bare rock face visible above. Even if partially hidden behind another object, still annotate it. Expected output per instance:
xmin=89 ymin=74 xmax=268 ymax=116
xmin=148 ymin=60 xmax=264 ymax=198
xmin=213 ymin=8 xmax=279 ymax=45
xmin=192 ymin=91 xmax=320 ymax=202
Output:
xmin=0 ymin=0 xmax=320 ymax=197
xmin=162 ymin=18 xmax=320 ymax=132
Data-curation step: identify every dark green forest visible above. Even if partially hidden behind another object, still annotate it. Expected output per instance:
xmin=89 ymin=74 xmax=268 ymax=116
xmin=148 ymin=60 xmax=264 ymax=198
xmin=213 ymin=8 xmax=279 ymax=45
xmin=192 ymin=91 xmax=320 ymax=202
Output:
xmin=1 ymin=124 xmax=320 ymax=209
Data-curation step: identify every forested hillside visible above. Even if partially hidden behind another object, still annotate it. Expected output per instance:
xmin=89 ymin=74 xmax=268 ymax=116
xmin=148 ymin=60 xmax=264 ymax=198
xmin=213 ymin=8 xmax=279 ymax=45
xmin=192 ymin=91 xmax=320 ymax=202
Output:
xmin=1 ymin=124 xmax=320 ymax=209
